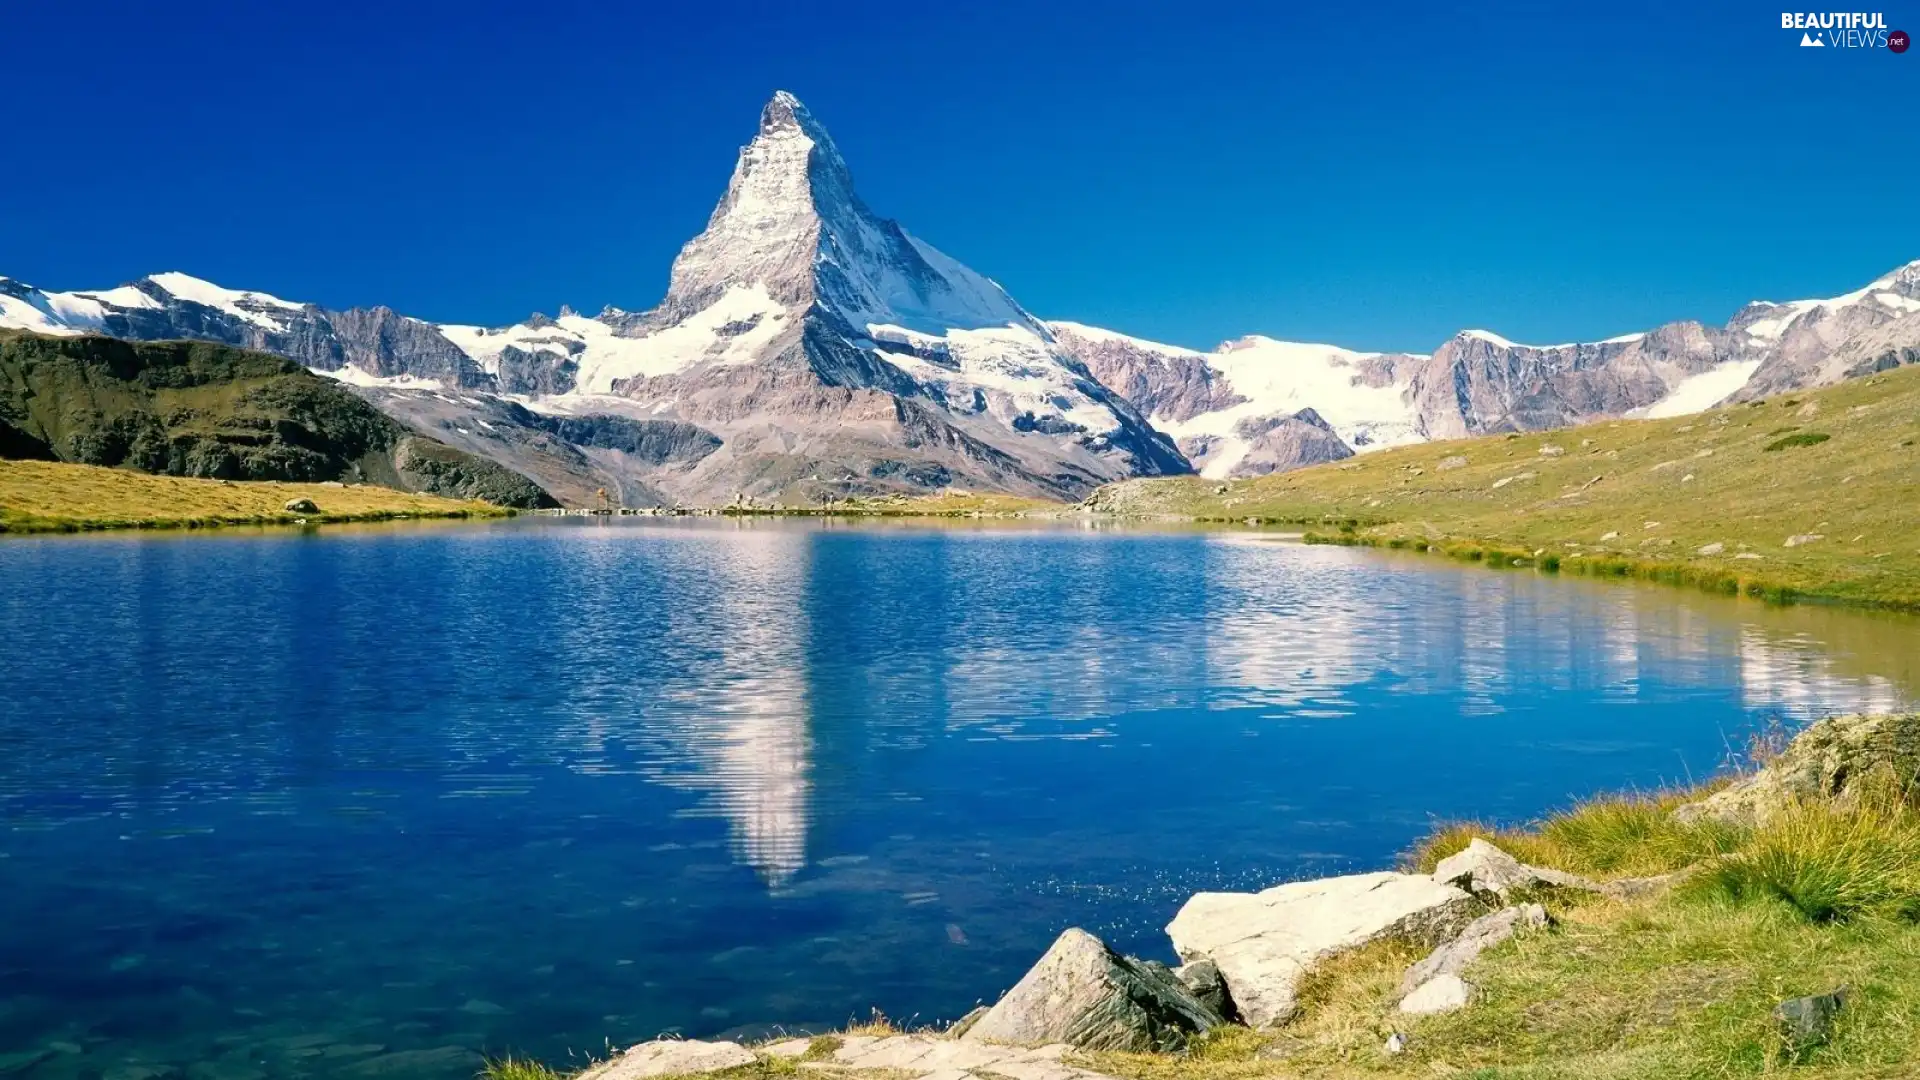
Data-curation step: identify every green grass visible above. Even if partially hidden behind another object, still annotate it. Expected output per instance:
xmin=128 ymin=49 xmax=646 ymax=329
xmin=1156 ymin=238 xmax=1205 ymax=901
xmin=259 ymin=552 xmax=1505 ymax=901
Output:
xmin=0 ymin=459 xmax=509 ymax=534
xmin=1765 ymin=432 xmax=1833 ymax=452
xmin=1084 ymin=364 xmax=1920 ymax=611
xmin=482 ymin=1056 xmax=567 ymax=1080
xmin=1409 ymin=787 xmax=1747 ymax=879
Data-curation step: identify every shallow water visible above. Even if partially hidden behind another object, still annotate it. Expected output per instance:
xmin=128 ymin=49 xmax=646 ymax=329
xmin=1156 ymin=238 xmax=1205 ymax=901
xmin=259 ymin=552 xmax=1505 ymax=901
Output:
xmin=1 ymin=519 xmax=1915 ymax=1077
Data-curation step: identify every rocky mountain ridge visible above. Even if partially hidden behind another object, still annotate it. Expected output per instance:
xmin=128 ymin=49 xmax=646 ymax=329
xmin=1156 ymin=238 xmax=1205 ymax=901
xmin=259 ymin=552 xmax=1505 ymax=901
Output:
xmin=5 ymin=91 xmax=1916 ymax=497
xmin=1051 ymin=259 xmax=1920 ymax=479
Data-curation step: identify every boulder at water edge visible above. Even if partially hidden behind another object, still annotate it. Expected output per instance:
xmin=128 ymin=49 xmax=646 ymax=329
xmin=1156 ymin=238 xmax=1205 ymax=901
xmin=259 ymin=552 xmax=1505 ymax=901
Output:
xmin=1677 ymin=713 xmax=1920 ymax=827
xmin=1173 ymin=959 xmax=1235 ymax=1021
xmin=961 ymin=927 xmax=1221 ymax=1051
xmin=1431 ymin=839 xmax=1597 ymax=899
xmin=578 ymin=1039 xmax=756 ymax=1079
xmin=1166 ymin=871 xmax=1478 ymax=1027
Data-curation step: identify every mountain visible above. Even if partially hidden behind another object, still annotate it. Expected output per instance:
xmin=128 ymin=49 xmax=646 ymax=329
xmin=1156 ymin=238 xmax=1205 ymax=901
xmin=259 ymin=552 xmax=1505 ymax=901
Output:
xmin=426 ymin=91 xmax=1186 ymax=503
xmin=1050 ymin=260 xmax=1920 ymax=479
xmin=0 ymin=330 xmax=556 ymax=508
xmin=0 ymin=93 xmax=1187 ymax=504
xmin=5 ymin=91 xmax=1917 ymax=496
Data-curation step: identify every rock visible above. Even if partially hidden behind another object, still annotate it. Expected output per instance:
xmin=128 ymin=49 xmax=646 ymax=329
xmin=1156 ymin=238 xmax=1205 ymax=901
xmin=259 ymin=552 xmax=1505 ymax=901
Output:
xmin=961 ymin=927 xmax=1218 ymax=1051
xmin=1172 ymin=959 xmax=1235 ymax=1021
xmin=1399 ymin=904 xmax=1548 ymax=995
xmin=1773 ymin=987 xmax=1847 ymax=1050
xmin=283 ymin=498 xmax=320 ymax=514
xmin=1431 ymin=838 xmax=1596 ymax=899
xmin=760 ymin=1038 xmax=815 ymax=1060
xmin=1435 ymin=456 xmax=1469 ymax=472
xmin=1734 ymin=552 xmax=1764 ymax=560
xmin=1538 ymin=445 xmax=1564 ymax=456
xmin=1398 ymin=973 xmax=1474 ymax=1015
xmin=1696 ymin=542 xmax=1724 ymax=555
xmin=1784 ymin=533 xmax=1824 ymax=547
xmin=1676 ymin=714 xmax=1920 ymax=827
xmin=820 ymin=1035 xmax=1116 ymax=1080
xmin=947 ymin=1006 xmax=990 ymax=1039
xmin=1166 ymin=871 xmax=1477 ymax=1028
xmin=1383 ymin=1032 xmax=1410 ymax=1055
xmin=578 ymin=1040 xmax=756 ymax=1079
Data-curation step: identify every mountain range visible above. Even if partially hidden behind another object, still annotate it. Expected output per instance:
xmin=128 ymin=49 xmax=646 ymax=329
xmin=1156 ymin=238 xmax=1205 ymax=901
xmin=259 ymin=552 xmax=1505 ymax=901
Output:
xmin=4 ymin=91 xmax=1917 ymax=504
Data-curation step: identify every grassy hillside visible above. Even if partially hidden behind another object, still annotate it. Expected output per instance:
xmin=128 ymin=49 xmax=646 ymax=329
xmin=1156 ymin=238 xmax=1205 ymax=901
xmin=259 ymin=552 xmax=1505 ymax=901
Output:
xmin=0 ymin=459 xmax=509 ymax=533
xmin=0 ymin=330 xmax=556 ymax=508
xmin=1086 ymin=364 xmax=1920 ymax=610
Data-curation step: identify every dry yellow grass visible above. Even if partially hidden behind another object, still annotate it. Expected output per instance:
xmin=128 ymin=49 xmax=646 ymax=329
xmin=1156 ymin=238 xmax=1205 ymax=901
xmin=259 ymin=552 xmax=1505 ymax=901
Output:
xmin=0 ymin=459 xmax=508 ymax=533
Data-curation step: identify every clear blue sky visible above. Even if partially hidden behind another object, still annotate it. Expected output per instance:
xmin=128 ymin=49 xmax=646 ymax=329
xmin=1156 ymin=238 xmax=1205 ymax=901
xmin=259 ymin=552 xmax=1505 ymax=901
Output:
xmin=4 ymin=0 xmax=1914 ymax=352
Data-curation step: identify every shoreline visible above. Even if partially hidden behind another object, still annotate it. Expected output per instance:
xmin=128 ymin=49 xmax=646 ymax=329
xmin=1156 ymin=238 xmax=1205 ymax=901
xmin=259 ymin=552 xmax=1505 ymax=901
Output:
xmin=0 ymin=459 xmax=515 ymax=536
xmin=492 ymin=712 xmax=1920 ymax=1080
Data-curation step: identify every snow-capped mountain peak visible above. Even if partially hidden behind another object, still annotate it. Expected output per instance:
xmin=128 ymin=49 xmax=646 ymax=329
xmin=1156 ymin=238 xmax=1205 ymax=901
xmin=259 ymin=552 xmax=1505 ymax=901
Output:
xmin=659 ymin=91 xmax=1031 ymax=342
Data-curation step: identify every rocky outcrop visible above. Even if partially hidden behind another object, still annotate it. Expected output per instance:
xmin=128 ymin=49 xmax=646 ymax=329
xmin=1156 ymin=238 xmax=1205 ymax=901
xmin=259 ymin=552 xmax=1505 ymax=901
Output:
xmin=1228 ymin=408 xmax=1355 ymax=476
xmin=1399 ymin=904 xmax=1548 ymax=998
xmin=1171 ymin=960 xmax=1234 ymax=1022
xmin=1675 ymin=713 xmax=1920 ymax=827
xmin=961 ymin=928 xmax=1219 ymax=1051
xmin=1165 ymin=871 xmax=1479 ymax=1028
xmin=812 ymin=1034 xmax=1126 ymax=1080
xmin=1431 ymin=838 xmax=1599 ymax=899
xmin=1048 ymin=323 xmax=1244 ymax=425
xmin=578 ymin=1039 xmax=756 ymax=1080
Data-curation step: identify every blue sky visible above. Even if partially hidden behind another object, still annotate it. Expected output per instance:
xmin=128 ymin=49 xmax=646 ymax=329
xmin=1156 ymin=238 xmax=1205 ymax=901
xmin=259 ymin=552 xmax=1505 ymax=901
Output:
xmin=4 ymin=0 xmax=1914 ymax=352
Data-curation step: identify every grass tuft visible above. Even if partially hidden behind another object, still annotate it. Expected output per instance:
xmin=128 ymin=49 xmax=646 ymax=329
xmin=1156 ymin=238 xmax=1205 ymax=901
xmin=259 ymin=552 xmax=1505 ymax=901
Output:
xmin=1409 ymin=785 xmax=1743 ymax=878
xmin=1763 ymin=431 xmax=1832 ymax=452
xmin=1686 ymin=794 xmax=1920 ymax=923
xmin=480 ymin=1056 xmax=564 ymax=1080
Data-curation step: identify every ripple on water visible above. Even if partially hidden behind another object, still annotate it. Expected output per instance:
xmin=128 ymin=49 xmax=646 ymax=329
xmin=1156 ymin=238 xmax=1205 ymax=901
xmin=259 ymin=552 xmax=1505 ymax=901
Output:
xmin=0 ymin=519 xmax=1914 ymax=1076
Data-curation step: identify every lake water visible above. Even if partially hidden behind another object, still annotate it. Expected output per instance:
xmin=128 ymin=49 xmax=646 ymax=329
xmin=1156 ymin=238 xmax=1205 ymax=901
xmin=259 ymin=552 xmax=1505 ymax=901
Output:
xmin=2 ymin=519 xmax=1916 ymax=1078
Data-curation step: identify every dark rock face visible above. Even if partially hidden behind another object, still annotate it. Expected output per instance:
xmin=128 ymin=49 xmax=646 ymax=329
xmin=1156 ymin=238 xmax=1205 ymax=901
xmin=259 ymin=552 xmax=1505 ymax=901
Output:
xmin=528 ymin=414 xmax=722 ymax=466
xmin=1404 ymin=324 xmax=1741 ymax=439
xmin=960 ymin=928 xmax=1220 ymax=1051
xmin=1050 ymin=324 xmax=1245 ymax=425
xmin=1773 ymin=987 xmax=1847 ymax=1052
xmin=0 ymin=331 xmax=555 ymax=508
xmin=1230 ymin=408 xmax=1356 ymax=476
xmin=326 ymin=306 xmax=494 ymax=388
xmin=1172 ymin=960 xmax=1236 ymax=1022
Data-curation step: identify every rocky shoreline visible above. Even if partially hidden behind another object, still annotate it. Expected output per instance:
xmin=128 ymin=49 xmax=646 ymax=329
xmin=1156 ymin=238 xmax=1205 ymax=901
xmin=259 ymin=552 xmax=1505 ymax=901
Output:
xmin=556 ymin=713 xmax=1918 ymax=1080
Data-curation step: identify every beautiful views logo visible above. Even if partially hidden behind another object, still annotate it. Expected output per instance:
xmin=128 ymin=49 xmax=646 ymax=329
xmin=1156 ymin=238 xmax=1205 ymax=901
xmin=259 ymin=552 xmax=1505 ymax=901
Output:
xmin=1781 ymin=11 xmax=1906 ymax=47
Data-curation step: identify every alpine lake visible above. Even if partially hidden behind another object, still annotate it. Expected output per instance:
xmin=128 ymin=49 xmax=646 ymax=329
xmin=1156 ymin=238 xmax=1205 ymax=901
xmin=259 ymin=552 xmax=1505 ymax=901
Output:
xmin=2 ymin=517 xmax=1916 ymax=1078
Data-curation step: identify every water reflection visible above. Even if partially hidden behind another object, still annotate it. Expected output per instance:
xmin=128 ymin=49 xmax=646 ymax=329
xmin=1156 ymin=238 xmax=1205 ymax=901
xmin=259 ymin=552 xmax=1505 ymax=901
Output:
xmin=0 ymin=520 xmax=1916 ymax=1079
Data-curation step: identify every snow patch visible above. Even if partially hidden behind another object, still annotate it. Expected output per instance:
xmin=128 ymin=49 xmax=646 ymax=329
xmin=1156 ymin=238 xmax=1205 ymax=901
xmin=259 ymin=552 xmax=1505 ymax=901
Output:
xmin=146 ymin=272 xmax=305 ymax=332
xmin=1640 ymin=359 xmax=1764 ymax=419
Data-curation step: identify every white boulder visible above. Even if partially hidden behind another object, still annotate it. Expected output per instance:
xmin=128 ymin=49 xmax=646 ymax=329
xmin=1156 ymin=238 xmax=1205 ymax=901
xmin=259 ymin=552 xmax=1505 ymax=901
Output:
xmin=1399 ymin=973 xmax=1474 ymax=1015
xmin=579 ymin=1039 xmax=756 ymax=1079
xmin=1165 ymin=871 xmax=1477 ymax=1027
